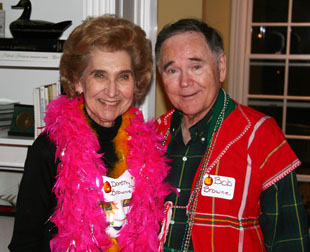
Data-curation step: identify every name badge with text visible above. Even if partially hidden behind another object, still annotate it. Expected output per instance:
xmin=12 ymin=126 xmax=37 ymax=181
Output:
xmin=201 ymin=174 xmax=235 ymax=200
xmin=102 ymin=170 xmax=135 ymax=202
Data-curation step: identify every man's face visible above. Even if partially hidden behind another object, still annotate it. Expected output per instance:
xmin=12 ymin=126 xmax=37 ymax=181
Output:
xmin=158 ymin=31 xmax=226 ymax=126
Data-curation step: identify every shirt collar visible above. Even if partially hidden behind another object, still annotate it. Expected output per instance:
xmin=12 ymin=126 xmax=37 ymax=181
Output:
xmin=170 ymin=103 xmax=214 ymax=145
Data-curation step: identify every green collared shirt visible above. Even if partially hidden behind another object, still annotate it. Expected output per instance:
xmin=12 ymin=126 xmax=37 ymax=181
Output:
xmin=163 ymin=89 xmax=309 ymax=251
xmin=164 ymin=89 xmax=236 ymax=250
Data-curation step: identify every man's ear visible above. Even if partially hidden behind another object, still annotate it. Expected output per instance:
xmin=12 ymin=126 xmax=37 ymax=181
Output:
xmin=218 ymin=53 xmax=227 ymax=83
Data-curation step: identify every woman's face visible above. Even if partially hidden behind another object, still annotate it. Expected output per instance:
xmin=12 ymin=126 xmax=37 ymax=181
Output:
xmin=75 ymin=49 xmax=135 ymax=127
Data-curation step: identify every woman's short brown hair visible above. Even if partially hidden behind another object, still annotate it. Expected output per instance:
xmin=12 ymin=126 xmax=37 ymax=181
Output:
xmin=59 ymin=15 xmax=153 ymax=105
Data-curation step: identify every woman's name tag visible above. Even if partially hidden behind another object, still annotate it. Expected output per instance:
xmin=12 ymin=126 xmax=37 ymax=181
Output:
xmin=201 ymin=174 xmax=235 ymax=200
xmin=102 ymin=170 xmax=135 ymax=202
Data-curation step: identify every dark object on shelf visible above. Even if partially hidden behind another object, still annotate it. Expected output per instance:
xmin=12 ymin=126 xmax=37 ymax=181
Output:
xmin=9 ymin=0 xmax=72 ymax=39
xmin=8 ymin=104 xmax=34 ymax=137
xmin=0 ymin=37 xmax=65 ymax=52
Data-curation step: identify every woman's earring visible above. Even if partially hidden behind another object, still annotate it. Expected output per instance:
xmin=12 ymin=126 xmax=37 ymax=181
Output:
xmin=77 ymin=91 xmax=83 ymax=101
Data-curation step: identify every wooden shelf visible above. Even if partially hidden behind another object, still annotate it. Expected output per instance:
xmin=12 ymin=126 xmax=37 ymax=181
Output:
xmin=0 ymin=51 xmax=61 ymax=68
xmin=0 ymin=133 xmax=34 ymax=146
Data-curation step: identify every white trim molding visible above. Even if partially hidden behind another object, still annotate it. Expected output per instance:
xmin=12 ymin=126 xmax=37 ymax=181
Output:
xmin=83 ymin=0 xmax=116 ymax=18
xmin=228 ymin=0 xmax=250 ymax=104
xmin=132 ymin=0 xmax=157 ymax=120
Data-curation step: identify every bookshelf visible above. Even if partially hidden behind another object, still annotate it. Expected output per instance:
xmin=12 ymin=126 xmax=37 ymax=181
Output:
xmin=0 ymin=50 xmax=61 ymax=68
xmin=0 ymin=51 xmax=60 ymax=148
xmin=0 ymin=12 xmax=79 ymax=249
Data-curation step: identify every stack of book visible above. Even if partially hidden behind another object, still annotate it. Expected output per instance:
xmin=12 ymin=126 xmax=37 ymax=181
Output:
xmin=0 ymin=99 xmax=18 ymax=135
xmin=33 ymin=82 xmax=62 ymax=138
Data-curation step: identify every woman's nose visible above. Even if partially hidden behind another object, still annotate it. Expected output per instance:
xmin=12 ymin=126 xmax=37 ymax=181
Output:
xmin=105 ymin=80 xmax=118 ymax=97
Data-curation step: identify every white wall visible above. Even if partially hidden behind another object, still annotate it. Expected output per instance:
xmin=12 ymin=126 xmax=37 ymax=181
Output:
xmin=0 ymin=216 xmax=14 ymax=252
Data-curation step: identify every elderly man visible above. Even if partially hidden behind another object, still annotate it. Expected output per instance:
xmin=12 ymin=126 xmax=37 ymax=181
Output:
xmin=155 ymin=18 xmax=309 ymax=252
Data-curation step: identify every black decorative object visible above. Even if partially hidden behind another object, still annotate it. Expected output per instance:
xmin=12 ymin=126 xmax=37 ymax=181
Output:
xmin=8 ymin=104 xmax=34 ymax=137
xmin=10 ymin=0 xmax=72 ymax=39
xmin=0 ymin=37 xmax=66 ymax=52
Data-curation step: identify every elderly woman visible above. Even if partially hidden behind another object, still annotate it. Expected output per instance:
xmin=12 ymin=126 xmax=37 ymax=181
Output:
xmin=9 ymin=15 xmax=171 ymax=252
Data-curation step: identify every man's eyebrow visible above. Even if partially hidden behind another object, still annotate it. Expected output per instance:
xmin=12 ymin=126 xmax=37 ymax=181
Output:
xmin=163 ymin=57 xmax=203 ymax=70
xmin=163 ymin=61 xmax=174 ymax=71
xmin=189 ymin=57 xmax=202 ymax=62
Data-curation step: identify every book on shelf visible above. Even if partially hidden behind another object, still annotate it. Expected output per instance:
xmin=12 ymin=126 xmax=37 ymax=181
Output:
xmin=0 ymin=113 xmax=14 ymax=119
xmin=0 ymin=109 xmax=14 ymax=114
xmin=0 ymin=98 xmax=19 ymax=110
xmin=0 ymin=38 xmax=66 ymax=52
xmin=0 ymin=120 xmax=11 ymax=126
xmin=0 ymin=99 xmax=18 ymax=132
xmin=0 ymin=104 xmax=15 ymax=110
xmin=0 ymin=126 xmax=10 ymax=134
xmin=0 ymin=112 xmax=13 ymax=122
xmin=34 ymin=81 xmax=62 ymax=138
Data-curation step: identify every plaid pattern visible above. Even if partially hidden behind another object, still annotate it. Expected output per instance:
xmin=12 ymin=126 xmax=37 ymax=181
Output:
xmin=164 ymin=90 xmax=236 ymax=250
xmin=161 ymin=89 xmax=310 ymax=251
xmin=260 ymin=172 xmax=310 ymax=252
xmin=164 ymin=109 xmax=212 ymax=250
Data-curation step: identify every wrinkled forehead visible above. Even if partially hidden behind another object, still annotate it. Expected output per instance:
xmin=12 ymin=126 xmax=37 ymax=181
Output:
xmin=158 ymin=31 xmax=209 ymax=60
xmin=158 ymin=32 xmax=216 ymax=70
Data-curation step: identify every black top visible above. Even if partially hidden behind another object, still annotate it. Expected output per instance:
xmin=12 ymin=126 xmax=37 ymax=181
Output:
xmin=8 ymin=115 xmax=122 ymax=252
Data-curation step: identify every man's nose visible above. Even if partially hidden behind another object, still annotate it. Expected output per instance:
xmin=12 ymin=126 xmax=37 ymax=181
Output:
xmin=180 ymin=71 xmax=191 ymax=87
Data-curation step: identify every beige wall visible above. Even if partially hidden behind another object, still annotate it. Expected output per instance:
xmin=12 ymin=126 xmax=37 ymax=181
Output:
xmin=156 ymin=0 xmax=231 ymax=118
xmin=203 ymin=0 xmax=231 ymax=91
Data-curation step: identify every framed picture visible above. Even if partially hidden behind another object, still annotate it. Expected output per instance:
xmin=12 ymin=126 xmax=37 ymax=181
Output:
xmin=0 ymin=170 xmax=22 ymax=216
xmin=8 ymin=104 xmax=34 ymax=137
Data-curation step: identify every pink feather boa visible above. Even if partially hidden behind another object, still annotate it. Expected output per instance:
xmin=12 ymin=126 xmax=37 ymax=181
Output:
xmin=43 ymin=95 xmax=172 ymax=251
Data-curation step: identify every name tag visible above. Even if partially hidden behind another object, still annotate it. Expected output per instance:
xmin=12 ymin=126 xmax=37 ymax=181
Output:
xmin=102 ymin=170 xmax=135 ymax=202
xmin=201 ymin=174 xmax=235 ymax=200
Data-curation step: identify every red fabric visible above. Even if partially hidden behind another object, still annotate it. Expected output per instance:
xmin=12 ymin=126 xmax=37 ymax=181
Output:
xmin=156 ymin=104 xmax=300 ymax=252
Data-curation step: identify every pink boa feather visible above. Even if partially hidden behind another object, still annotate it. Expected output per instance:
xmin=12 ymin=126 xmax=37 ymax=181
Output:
xmin=43 ymin=95 xmax=172 ymax=251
